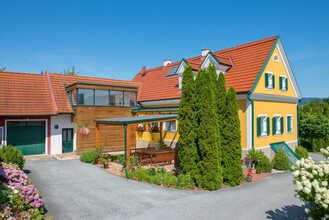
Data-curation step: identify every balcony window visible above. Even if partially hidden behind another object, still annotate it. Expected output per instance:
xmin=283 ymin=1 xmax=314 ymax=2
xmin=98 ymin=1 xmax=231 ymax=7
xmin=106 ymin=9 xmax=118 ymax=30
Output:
xmin=77 ymin=89 xmax=94 ymax=105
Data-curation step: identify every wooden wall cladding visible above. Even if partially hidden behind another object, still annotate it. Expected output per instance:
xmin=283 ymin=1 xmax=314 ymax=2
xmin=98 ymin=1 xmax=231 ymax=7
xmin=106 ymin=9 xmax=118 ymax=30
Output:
xmin=74 ymin=106 xmax=136 ymax=152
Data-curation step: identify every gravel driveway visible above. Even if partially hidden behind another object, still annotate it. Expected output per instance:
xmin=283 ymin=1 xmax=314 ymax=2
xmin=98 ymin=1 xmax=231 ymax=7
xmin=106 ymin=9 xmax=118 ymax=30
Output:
xmin=25 ymin=159 xmax=308 ymax=220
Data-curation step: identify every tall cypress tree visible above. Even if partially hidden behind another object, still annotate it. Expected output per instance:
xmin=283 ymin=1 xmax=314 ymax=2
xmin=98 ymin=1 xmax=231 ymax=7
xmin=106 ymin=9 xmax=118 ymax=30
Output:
xmin=196 ymin=68 xmax=222 ymax=190
xmin=222 ymin=87 xmax=244 ymax=186
xmin=178 ymin=65 xmax=200 ymax=182
xmin=216 ymin=72 xmax=227 ymax=131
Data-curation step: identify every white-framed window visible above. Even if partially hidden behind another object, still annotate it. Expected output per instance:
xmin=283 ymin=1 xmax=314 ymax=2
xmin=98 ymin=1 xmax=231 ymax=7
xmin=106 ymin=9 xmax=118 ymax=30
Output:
xmin=265 ymin=72 xmax=275 ymax=89
xmin=287 ymin=115 xmax=293 ymax=134
xmin=279 ymin=76 xmax=288 ymax=91
xmin=0 ymin=127 xmax=3 ymax=146
xmin=273 ymin=54 xmax=279 ymax=62
xmin=272 ymin=115 xmax=284 ymax=135
xmin=257 ymin=115 xmax=269 ymax=137
xmin=163 ymin=120 xmax=176 ymax=132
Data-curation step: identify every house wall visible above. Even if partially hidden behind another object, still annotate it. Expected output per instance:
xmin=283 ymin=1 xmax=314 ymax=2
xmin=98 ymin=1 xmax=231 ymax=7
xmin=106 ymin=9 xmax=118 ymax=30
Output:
xmin=253 ymin=100 xmax=298 ymax=149
xmin=238 ymin=99 xmax=247 ymax=149
xmin=50 ymin=114 xmax=77 ymax=154
xmin=72 ymin=106 xmax=135 ymax=152
xmin=0 ymin=115 xmax=51 ymax=154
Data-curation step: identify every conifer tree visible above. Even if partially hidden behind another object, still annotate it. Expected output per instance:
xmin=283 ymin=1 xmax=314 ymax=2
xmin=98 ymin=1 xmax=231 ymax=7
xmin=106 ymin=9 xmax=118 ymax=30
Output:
xmin=178 ymin=65 xmax=200 ymax=182
xmin=196 ymin=68 xmax=222 ymax=190
xmin=216 ymin=72 xmax=227 ymax=131
xmin=222 ymin=87 xmax=244 ymax=186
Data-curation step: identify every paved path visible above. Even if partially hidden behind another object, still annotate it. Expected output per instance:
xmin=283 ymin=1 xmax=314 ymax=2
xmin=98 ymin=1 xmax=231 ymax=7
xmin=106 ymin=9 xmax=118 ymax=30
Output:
xmin=25 ymin=159 xmax=308 ymax=220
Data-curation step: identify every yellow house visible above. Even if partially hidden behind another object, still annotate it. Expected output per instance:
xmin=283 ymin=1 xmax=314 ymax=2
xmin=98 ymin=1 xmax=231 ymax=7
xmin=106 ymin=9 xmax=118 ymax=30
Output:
xmin=132 ymin=36 xmax=302 ymax=159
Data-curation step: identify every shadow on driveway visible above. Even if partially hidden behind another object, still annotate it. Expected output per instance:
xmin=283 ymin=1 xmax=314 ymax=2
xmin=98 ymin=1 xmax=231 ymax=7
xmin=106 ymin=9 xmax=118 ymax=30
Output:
xmin=266 ymin=204 xmax=310 ymax=219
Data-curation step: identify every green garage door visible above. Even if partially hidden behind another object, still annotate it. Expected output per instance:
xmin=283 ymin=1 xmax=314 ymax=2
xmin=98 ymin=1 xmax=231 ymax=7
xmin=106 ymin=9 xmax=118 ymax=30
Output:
xmin=7 ymin=121 xmax=46 ymax=155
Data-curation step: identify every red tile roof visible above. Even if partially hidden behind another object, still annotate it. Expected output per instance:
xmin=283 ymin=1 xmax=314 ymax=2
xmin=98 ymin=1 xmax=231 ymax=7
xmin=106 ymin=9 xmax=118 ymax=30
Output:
xmin=0 ymin=71 xmax=139 ymax=115
xmin=133 ymin=36 xmax=278 ymax=102
xmin=0 ymin=72 xmax=56 ymax=115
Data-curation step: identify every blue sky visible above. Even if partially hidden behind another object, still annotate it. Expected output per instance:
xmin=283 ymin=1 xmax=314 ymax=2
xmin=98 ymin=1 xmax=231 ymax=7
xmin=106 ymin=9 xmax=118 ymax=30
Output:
xmin=0 ymin=0 xmax=328 ymax=97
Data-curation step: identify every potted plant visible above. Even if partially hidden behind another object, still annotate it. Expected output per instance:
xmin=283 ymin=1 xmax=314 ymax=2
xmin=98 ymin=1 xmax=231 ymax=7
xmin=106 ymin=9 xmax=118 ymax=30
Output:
xmin=246 ymin=150 xmax=261 ymax=174
xmin=94 ymin=146 xmax=103 ymax=165
xmin=100 ymin=154 xmax=111 ymax=169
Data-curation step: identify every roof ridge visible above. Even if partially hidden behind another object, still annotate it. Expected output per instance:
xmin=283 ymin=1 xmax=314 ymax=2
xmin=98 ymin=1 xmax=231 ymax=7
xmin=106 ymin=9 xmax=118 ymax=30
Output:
xmin=49 ymin=72 xmax=139 ymax=85
xmin=215 ymin=35 xmax=278 ymax=54
xmin=139 ymin=36 xmax=278 ymax=73
xmin=136 ymin=61 xmax=180 ymax=74
xmin=0 ymin=71 xmax=45 ymax=76
xmin=45 ymin=71 xmax=58 ymax=114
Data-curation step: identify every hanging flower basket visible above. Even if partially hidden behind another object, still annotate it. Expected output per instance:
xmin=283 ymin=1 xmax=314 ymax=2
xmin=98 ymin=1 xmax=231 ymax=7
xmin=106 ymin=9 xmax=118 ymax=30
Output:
xmin=79 ymin=122 xmax=90 ymax=137
xmin=148 ymin=125 xmax=159 ymax=133
xmin=136 ymin=124 xmax=145 ymax=136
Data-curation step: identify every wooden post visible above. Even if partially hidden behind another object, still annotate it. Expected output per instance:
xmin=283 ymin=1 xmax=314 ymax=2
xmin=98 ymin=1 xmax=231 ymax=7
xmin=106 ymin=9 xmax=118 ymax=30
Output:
xmin=159 ymin=122 xmax=163 ymax=140
xmin=126 ymin=124 xmax=131 ymax=169
xmin=95 ymin=123 xmax=100 ymax=146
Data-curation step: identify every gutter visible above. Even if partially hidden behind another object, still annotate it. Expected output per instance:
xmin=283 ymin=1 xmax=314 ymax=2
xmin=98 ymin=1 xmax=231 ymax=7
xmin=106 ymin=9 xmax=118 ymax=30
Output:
xmin=247 ymin=92 xmax=255 ymax=150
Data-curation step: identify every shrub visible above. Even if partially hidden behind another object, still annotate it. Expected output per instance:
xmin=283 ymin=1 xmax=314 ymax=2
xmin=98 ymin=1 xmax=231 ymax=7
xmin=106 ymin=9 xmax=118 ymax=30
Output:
xmin=246 ymin=150 xmax=272 ymax=173
xmin=80 ymin=151 xmax=97 ymax=164
xmin=313 ymin=138 xmax=329 ymax=152
xmin=293 ymin=147 xmax=329 ymax=219
xmin=0 ymin=145 xmax=25 ymax=169
xmin=272 ymin=149 xmax=290 ymax=170
xmin=177 ymin=174 xmax=195 ymax=189
xmin=0 ymin=163 xmax=44 ymax=219
xmin=295 ymin=146 xmax=309 ymax=159
xmin=255 ymin=152 xmax=272 ymax=173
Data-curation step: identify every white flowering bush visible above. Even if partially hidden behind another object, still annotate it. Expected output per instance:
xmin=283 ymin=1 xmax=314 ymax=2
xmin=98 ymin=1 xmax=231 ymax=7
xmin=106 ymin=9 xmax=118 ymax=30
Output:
xmin=293 ymin=147 xmax=329 ymax=219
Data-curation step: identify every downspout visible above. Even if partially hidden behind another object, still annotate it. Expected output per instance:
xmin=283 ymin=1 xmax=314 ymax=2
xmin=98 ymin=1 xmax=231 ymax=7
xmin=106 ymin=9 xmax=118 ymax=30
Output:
xmin=247 ymin=92 xmax=255 ymax=150
xmin=123 ymin=124 xmax=129 ymax=179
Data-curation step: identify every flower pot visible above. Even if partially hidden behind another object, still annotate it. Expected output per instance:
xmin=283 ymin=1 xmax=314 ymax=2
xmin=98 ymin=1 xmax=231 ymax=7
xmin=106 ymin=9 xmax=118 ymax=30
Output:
xmin=97 ymin=159 xmax=101 ymax=165
xmin=251 ymin=168 xmax=256 ymax=174
xmin=103 ymin=163 xmax=109 ymax=169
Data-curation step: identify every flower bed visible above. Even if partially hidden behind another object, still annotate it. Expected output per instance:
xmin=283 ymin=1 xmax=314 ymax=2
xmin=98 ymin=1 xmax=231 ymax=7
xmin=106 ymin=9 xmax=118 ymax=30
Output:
xmin=0 ymin=163 xmax=45 ymax=219
xmin=128 ymin=166 xmax=195 ymax=189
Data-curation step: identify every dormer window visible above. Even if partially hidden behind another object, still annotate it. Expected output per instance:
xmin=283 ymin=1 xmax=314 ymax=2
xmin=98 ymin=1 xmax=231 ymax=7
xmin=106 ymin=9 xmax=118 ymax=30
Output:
xmin=273 ymin=54 xmax=279 ymax=62
xmin=265 ymin=72 xmax=275 ymax=89
xmin=279 ymin=76 xmax=288 ymax=91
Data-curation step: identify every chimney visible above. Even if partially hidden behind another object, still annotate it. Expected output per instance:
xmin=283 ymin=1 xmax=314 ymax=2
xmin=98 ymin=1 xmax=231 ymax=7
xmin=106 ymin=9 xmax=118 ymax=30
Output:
xmin=163 ymin=59 xmax=171 ymax=66
xmin=201 ymin=48 xmax=210 ymax=56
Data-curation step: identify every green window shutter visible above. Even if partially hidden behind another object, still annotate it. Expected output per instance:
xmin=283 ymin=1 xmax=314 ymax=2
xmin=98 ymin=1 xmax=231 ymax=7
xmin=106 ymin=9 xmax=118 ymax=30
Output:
xmin=265 ymin=73 xmax=269 ymax=88
xmin=280 ymin=117 xmax=284 ymax=134
xmin=272 ymin=75 xmax=275 ymax=89
xmin=286 ymin=78 xmax=288 ymax=91
xmin=267 ymin=117 xmax=270 ymax=136
xmin=257 ymin=117 xmax=262 ymax=137
xmin=272 ymin=117 xmax=276 ymax=135
xmin=279 ymin=76 xmax=283 ymax=90
xmin=287 ymin=116 xmax=291 ymax=132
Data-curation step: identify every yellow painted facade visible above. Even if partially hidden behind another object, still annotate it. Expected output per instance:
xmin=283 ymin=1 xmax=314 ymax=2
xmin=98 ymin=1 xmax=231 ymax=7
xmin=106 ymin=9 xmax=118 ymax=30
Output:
xmin=135 ymin=43 xmax=300 ymax=153
xmin=253 ymin=47 xmax=296 ymax=97
xmin=253 ymin=100 xmax=297 ymax=148
xmin=237 ymin=99 xmax=247 ymax=149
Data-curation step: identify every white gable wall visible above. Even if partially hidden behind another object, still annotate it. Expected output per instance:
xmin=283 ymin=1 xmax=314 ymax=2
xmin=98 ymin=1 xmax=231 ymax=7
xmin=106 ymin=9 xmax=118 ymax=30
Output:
xmin=50 ymin=114 xmax=76 ymax=154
